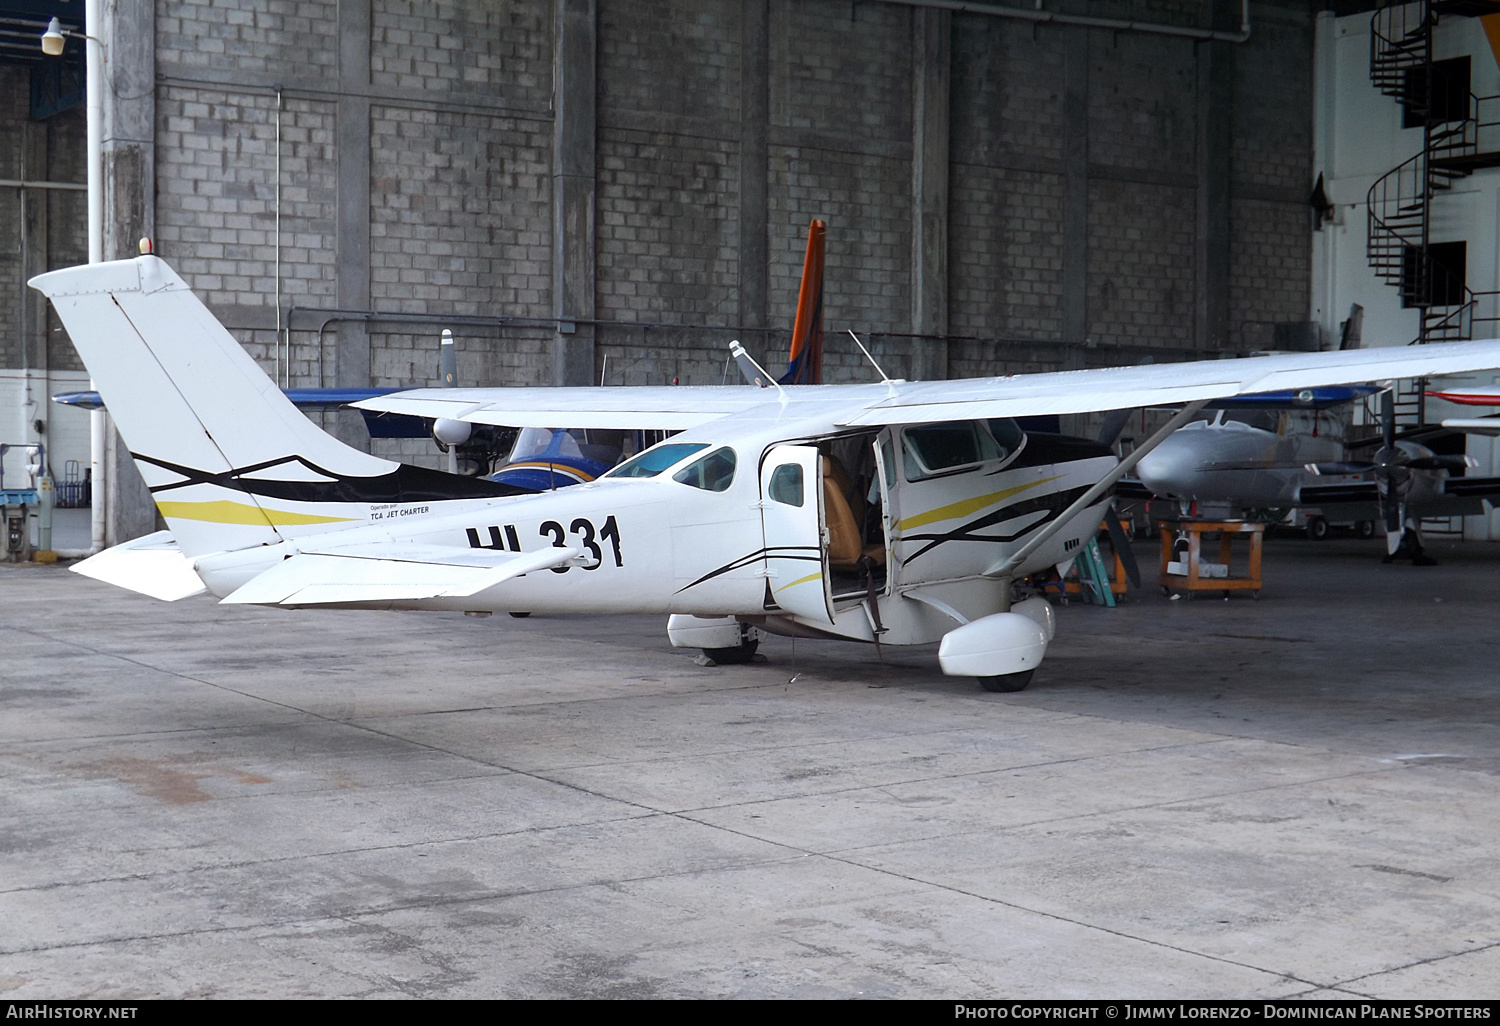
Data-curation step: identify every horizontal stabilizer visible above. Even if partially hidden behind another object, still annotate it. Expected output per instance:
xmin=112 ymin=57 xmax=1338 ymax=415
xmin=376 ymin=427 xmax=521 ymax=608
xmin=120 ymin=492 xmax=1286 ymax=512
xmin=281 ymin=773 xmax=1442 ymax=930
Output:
xmin=222 ymin=543 xmax=582 ymax=606
xmin=71 ymin=531 xmax=207 ymax=601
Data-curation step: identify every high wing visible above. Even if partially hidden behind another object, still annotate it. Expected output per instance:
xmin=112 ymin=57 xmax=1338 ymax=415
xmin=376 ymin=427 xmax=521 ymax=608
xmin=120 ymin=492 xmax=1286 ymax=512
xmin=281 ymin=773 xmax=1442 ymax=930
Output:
xmin=837 ymin=342 xmax=1500 ymax=424
xmin=354 ymin=341 xmax=1500 ymax=429
xmin=353 ymin=385 xmax=786 ymax=431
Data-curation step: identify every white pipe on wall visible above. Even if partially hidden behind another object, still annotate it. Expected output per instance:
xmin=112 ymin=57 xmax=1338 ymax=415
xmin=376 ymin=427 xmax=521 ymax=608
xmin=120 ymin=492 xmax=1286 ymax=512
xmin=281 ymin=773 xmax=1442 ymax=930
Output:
xmin=85 ymin=0 xmax=105 ymax=553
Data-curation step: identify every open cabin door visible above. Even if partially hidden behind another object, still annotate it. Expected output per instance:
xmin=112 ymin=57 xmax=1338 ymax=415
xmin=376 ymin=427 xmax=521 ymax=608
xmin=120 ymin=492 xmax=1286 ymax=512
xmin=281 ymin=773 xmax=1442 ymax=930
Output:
xmin=873 ymin=430 xmax=898 ymax=592
xmin=759 ymin=444 xmax=834 ymax=624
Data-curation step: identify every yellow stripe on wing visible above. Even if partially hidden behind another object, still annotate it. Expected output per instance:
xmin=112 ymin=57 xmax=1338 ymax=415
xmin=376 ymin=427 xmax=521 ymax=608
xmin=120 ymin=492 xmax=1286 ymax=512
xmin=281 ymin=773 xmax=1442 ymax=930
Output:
xmin=897 ymin=476 xmax=1063 ymax=532
xmin=156 ymin=499 xmax=359 ymax=526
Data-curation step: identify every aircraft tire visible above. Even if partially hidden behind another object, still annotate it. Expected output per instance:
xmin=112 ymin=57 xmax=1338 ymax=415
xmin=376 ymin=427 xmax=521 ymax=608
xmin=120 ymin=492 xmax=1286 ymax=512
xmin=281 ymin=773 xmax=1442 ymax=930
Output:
xmin=702 ymin=639 xmax=759 ymax=665
xmin=1306 ymin=516 xmax=1329 ymax=541
xmin=978 ymin=670 xmax=1034 ymax=693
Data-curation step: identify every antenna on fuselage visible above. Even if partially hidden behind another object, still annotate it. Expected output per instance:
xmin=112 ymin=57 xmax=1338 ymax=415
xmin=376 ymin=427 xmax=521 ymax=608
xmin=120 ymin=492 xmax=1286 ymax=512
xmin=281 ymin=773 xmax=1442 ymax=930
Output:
xmin=730 ymin=340 xmax=787 ymax=402
xmin=847 ymin=329 xmax=892 ymax=385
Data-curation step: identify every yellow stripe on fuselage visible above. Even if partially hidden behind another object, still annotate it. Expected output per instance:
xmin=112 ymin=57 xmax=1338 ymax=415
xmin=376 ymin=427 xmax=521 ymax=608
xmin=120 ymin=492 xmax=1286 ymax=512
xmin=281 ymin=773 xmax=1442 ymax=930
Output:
xmin=896 ymin=476 xmax=1063 ymax=532
xmin=776 ymin=570 xmax=823 ymax=593
xmin=156 ymin=499 xmax=359 ymax=526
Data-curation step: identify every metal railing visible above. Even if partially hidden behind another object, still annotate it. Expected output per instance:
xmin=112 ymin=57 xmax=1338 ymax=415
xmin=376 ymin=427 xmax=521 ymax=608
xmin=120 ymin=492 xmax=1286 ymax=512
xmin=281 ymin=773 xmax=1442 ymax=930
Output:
xmin=1370 ymin=0 xmax=1432 ymax=99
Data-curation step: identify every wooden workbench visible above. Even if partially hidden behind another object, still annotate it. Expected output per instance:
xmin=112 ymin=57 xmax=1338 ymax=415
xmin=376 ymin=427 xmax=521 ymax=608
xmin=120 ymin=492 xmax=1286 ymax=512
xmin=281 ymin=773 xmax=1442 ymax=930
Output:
xmin=1157 ymin=518 xmax=1263 ymax=598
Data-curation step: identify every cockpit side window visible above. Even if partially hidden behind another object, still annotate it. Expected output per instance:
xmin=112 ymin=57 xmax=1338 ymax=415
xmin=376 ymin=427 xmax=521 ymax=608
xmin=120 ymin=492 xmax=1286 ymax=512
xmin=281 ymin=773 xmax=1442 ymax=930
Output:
xmin=902 ymin=422 xmax=1009 ymax=481
xmin=672 ymin=447 xmax=737 ymax=492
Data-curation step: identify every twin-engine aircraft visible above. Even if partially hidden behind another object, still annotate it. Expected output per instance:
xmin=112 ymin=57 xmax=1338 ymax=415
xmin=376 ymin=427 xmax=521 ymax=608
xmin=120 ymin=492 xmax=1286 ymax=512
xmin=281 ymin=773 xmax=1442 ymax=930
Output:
xmin=1132 ymin=389 xmax=1500 ymax=556
xmin=32 ymin=255 xmax=1500 ymax=691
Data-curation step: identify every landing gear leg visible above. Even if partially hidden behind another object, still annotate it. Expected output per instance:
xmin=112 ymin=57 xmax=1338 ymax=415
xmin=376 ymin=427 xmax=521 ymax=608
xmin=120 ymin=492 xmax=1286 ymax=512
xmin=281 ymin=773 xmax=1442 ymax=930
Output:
xmin=701 ymin=637 xmax=760 ymax=665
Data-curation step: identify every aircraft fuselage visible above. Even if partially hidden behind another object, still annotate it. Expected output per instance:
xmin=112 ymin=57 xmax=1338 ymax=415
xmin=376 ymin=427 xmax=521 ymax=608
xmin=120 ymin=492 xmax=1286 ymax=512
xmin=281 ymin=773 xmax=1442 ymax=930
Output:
xmin=195 ymin=425 xmax=1115 ymax=648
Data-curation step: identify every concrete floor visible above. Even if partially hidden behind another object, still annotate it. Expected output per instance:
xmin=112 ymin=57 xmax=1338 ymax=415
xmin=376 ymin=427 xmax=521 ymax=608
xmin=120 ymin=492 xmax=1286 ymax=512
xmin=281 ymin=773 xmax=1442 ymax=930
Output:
xmin=2 ymin=537 xmax=1499 ymax=999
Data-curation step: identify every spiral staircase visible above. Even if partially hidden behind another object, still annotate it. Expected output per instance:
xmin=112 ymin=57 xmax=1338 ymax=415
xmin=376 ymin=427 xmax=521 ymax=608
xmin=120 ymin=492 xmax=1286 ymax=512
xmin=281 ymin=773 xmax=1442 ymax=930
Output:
xmin=1365 ymin=1 xmax=1500 ymax=532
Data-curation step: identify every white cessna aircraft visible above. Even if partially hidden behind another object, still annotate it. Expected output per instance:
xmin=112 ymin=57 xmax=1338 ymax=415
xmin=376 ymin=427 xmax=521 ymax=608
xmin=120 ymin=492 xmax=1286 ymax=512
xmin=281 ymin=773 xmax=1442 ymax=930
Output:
xmin=32 ymin=255 xmax=1500 ymax=691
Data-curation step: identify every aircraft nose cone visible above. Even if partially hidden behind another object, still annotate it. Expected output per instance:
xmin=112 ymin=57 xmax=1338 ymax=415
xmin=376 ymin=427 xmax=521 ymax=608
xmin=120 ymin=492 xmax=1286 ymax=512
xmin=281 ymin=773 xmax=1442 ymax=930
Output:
xmin=1135 ymin=436 xmax=1198 ymax=499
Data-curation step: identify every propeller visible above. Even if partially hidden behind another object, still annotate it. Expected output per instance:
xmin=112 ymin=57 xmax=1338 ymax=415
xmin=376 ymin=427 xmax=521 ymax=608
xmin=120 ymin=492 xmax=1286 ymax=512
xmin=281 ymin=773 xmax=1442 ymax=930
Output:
xmin=1102 ymin=506 xmax=1141 ymax=589
xmin=1405 ymin=454 xmax=1476 ymax=472
xmin=1304 ymin=390 xmax=1473 ymax=555
xmin=1096 ymin=408 xmax=1133 ymax=448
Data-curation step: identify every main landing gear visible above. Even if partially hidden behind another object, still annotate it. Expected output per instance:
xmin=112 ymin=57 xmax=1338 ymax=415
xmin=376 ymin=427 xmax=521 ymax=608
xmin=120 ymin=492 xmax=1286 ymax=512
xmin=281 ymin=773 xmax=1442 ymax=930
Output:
xmin=701 ymin=635 xmax=761 ymax=665
xmin=978 ymin=670 xmax=1034 ymax=693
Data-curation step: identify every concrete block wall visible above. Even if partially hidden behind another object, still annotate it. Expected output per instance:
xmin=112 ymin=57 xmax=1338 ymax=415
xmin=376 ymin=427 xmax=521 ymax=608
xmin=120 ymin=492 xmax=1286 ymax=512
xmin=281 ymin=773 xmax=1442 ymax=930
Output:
xmin=767 ymin=0 xmax=912 ymax=346
xmin=369 ymin=106 xmax=552 ymax=319
xmin=371 ymin=1 xmax=551 ymax=96
xmin=4 ymin=0 xmax=1316 ymax=468
xmin=1087 ymin=178 xmax=1197 ymax=349
xmin=596 ymin=128 xmax=740 ymax=326
xmin=1229 ymin=7 xmax=1314 ymax=353
xmin=157 ymin=0 xmax=339 ymax=78
xmin=948 ymin=17 xmax=1068 ymax=350
xmin=155 ymin=89 xmax=338 ymax=321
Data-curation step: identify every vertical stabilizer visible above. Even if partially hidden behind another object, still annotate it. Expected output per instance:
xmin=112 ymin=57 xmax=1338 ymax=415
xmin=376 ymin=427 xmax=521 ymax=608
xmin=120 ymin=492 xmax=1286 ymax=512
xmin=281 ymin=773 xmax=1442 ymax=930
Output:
xmin=779 ymin=219 xmax=826 ymax=386
xmin=30 ymin=256 xmax=523 ymax=556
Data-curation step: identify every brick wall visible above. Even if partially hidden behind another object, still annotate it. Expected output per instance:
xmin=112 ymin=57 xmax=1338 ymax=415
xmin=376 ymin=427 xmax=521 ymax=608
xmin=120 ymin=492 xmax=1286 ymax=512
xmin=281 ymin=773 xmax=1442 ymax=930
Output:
xmin=6 ymin=0 xmax=1316 ymax=421
xmin=599 ymin=0 xmax=740 ymax=122
xmin=1087 ymin=179 xmax=1196 ymax=351
xmin=157 ymin=0 xmax=339 ymax=79
xmin=156 ymin=88 xmax=338 ymax=323
xmin=1229 ymin=5 xmax=1314 ymax=352
xmin=595 ymin=128 xmax=740 ymax=325
xmin=369 ymin=106 xmax=552 ymax=318
xmin=1088 ymin=29 xmax=1198 ymax=176
xmin=371 ymin=0 xmax=551 ymax=102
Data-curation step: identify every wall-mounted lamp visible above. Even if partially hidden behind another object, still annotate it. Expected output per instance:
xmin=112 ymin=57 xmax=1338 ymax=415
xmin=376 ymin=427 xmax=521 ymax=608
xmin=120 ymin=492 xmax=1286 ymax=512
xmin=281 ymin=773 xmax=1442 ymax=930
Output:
xmin=40 ymin=17 xmax=66 ymax=56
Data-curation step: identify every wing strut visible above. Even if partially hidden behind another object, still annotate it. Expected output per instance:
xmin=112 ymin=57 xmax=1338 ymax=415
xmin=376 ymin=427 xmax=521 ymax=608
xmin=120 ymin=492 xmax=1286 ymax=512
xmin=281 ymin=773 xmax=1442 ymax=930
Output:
xmin=984 ymin=400 xmax=1209 ymax=603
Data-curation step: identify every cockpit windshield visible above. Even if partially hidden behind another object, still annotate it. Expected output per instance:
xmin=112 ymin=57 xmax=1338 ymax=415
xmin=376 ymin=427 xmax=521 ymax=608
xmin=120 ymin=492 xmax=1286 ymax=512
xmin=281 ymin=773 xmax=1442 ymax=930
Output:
xmin=509 ymin=427 xmax=584 ymax=461
xmin=1186 ymin=409 xmax=1279 ymax=433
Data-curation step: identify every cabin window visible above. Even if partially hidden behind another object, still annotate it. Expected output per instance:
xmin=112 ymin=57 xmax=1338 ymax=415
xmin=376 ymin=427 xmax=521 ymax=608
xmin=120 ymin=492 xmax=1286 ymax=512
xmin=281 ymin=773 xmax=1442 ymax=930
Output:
xmin=673 ymin=447 xmax=737 ymax=492
xmin=902 ymin=422 xmax=1009 ymax=481
xmin=768 ymin=463 xmax=804 ymax=506
xmin=605 ymin=442 xmax=709 ymax=479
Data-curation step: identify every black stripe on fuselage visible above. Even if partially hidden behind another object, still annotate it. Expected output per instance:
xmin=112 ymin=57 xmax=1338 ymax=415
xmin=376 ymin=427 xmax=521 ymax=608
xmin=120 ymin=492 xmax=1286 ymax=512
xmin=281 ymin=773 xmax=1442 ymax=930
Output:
xmin=902 ymin=481 xmax=1104 ymax=564
xmin=133 ymin=453 xmax=537 ymax=503
xmin=675 ymin=545 xmax=821 ymax=594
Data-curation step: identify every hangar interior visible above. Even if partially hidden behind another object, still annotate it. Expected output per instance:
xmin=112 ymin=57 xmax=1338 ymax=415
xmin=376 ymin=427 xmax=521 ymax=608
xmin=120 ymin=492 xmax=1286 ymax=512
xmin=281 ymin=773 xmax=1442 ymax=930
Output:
xmin=0 ymin=0 xmax=1324 ymax=546
xmin=7 ymin=1 xmax=1500 ymax=541
xmin=10 ymin=2 xmax=1500 ymax=1002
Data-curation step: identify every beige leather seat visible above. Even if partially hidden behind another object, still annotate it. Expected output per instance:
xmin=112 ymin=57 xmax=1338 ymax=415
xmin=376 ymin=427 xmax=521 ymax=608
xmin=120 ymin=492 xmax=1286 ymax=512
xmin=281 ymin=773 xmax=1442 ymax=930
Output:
xmin=823 ymin=457 xmax=884 ymax=570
